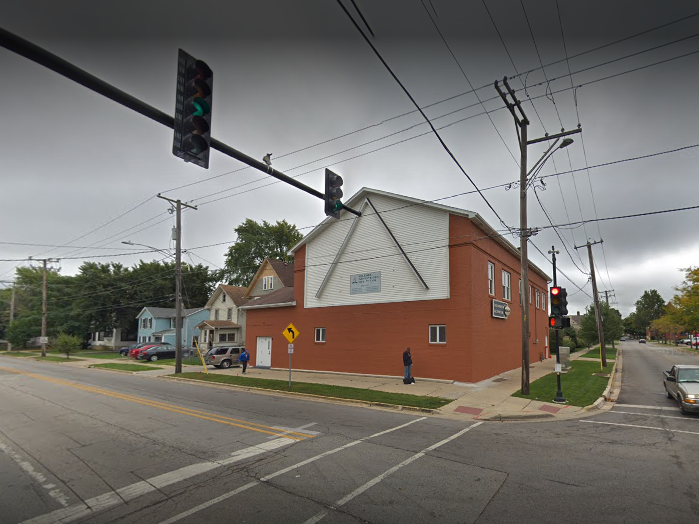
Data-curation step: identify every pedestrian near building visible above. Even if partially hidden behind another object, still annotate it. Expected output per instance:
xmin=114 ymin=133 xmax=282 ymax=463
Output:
xmin=403 ymin=347 xmax=413 ymax=384
xmin=239 ymin=348 xmax=250 ymax=374
xmin=207 ymin=338 xmax=213 ymax=353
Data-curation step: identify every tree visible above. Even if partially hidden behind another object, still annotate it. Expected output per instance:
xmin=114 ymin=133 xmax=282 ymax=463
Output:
xmin=633 ymin=289 xmax=666 ymax=334
xmin=53 ymin=332 xmax=82 ymax=359
xmin=579 ymin=303 xmax=623 ymax=346
xmin=218 ymin=219 xmax=303 ymax=286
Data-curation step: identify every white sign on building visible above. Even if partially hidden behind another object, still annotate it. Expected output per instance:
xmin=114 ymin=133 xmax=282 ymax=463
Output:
xmin=350 ymin=272 xmax=381 ymax=295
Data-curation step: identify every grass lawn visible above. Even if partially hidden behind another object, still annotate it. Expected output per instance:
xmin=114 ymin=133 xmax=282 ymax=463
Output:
xmin=581 ymin=345 xmax=618 ymax=360
xmin=0 ymin=351 xmax=37 ymax=357
xmin=78 ymin=351 xmax=123 ymax=359
xmin=177 ymin=372 xmax=452 ymax=410
xmin=512 ymin=360 xmax=614 ymax=407
xmin=91 ymin=363 xmax=162 ymax=372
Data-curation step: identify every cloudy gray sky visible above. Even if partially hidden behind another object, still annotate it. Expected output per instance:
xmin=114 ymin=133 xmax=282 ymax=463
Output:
xmin=1 ymin=0 xmax=698 ymax=318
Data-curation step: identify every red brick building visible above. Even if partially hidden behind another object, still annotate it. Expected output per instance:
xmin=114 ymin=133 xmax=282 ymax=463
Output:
xmin=242 ymin=188 xmax=551 ymax=383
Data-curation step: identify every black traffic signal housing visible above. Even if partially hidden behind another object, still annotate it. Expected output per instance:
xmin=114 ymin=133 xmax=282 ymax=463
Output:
xmin=173 ymin=49 xmax=213 ymax=169
xmin=324 ymin=169 xmax=344 ymax=219
xmin=550 ymin=316 xmax=562 ymax=328
xmin=559 ymin=287 xmax=569 ymax=316
xmin=550 ymin=287 xmax=562 ymax=317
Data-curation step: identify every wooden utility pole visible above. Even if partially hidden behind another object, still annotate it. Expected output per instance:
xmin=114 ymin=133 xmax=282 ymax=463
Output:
xmin=156 ymin=194 xmax=197 ymax=374
xmin=601 ymin=290 xmax=616 ymax=350
xmin=30 ymin=258 xmax=59 ymax=357
xmin=495 ymin=77 xmax=581 ymax=395
xmin=9 ymin=284 xmax=15 ymax=352
xmin=576 ymin=240 xmax=606 ymax=366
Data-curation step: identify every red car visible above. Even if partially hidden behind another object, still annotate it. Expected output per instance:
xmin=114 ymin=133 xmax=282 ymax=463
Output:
xmin=129 ymin=344 xmax=161 ymax=359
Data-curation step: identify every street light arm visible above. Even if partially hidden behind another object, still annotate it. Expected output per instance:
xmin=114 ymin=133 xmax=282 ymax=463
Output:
xmin=526 ymin=138 xmax=560 ymax=179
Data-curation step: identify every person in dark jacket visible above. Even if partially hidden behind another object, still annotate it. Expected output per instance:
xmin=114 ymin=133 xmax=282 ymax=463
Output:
xmin=239 ymin=348 xmax=250 ymax=374
xmin=403 ymin=347 xmax=413 ymax=382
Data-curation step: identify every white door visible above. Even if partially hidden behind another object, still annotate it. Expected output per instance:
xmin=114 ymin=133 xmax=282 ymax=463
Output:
xmin=256 ymin=337 xmax=272 ymax=368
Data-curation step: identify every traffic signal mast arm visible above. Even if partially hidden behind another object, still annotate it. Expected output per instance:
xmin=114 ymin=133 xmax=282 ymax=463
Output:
xmin=0 ymin=27 xmax=362 ymax=217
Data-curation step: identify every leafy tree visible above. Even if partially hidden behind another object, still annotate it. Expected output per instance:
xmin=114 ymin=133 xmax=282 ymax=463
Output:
xmin=622 ymin=312 xmax=640 ymax=338
xmin=5 ymin=316 xmax=38 ymax=349
xmin=651 ymin=306 xmax=684 ymax=343
xmin=579 ymin=303 xmax=623 ymax=346
xmin=633 ymin=289 xmax=666 ymax=333
xmin=669 ymin=267 xmax=699 ymax=334
xmin=53 ymin=332 xmax=82 ymax=359
xmin=218 ymin=219 xmax=303 ymax=286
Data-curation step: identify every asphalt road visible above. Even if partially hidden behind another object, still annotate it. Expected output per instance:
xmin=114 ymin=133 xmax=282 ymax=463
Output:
xmin=1 ymin=344 xmax=698 ymax=524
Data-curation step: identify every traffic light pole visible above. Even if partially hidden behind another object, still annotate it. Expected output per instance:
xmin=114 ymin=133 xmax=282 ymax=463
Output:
xmin=0 ymin=28 xmax=361 ymax=218
xmin=549 ymin=246 xmax=565 ymax=403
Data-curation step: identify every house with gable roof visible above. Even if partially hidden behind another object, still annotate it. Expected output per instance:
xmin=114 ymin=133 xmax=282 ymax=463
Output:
xmin=136 ymin=306 xmax=208 ymax=346
xmin=245 ymin=258 xmax=295 ymax=300
xmin=241 ymin=187 xmax=551 ymax=383
xmin=197 ymin=285 xmax=249 ymax=349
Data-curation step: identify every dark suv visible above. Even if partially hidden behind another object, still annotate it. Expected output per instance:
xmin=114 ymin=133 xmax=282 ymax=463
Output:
xmin=205 ymin=346 xmax=242 ymax=368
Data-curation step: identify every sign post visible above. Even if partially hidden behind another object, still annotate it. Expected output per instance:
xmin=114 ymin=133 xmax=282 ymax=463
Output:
xmin=283 ymin=323 xmax=300 ymax=390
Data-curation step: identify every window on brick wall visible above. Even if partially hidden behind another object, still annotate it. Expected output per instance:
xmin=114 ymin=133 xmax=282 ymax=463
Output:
xmin=488 ymin=262 xmax=495 ymax=295
xmin=429 ymin=325 xmax=447 ymax=343
xmin=315 ymin=327 xmax=326 ymax=342
xmin=502 ymin=270 xmax=511 ymax=301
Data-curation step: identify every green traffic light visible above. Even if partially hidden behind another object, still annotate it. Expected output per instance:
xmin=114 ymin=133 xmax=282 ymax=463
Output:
xmin=332 ymin=200 xmax=343 ymax=212
xmin=191 ymin=97 xmax=210 ymax=117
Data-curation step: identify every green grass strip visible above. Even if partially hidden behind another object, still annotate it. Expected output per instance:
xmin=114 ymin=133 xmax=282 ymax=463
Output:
xmin=581 ymin=345 xmax=617 ymax=359
xmin=177 ymin=372 xmax=451 ymax=409
xmin=0 ymin=351 xmax=36 ymax=357
xmin=512 ymin=360 xmax=614 ymax=407
xmin=91 ymin=363 xmax=162 ymax=372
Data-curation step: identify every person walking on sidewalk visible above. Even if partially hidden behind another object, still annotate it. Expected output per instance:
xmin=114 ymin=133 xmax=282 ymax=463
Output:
xmin=403 ymin=347 xmax=413 ymax=383
xmin=238 ymin=348 xmax=250 ymax=374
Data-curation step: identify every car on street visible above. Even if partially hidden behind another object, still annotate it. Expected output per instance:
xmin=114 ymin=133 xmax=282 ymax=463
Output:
xmin=620 ymin=337 xmax=627 ymax=341
xmin=204 ymin=346 xmax=242 ymax=368
xmin=663 ymin=365 xmax=699 ymax=414
xmin=639 ymin=339 xmax=646 ymax=343
xmin=138 ymin=345 xmax=177 ymax=361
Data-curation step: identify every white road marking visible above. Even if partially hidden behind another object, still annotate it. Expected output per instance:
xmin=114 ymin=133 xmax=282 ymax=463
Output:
xmin=271 ymin=422 xmax=320 ymax=439
xmin=609 ymin=410 xmax=699 ymax=421
xmin=301 ymin=422 xmax=484 ymax=524
xmin=581 ymin=420 xmax=699 ymax=435
xmin=20 ymin=438 xmax=294 ymax=524
xmin=615 ymin=404 xmax=666 ymax=410
xmin=0 ymin=441 xmax=72 ymax=508
xmin=158 ymin=417 xmax=428 ymax=524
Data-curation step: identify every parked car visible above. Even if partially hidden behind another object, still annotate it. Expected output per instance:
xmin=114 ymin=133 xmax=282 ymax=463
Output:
xmin=639 ymin=339 xmax=646 ymax=344
xmin=205 ymin=346 xmax=243 ymax=368
xmin=129 ymin=343 xmax=163 ymax=359
xmin=663 ymin=365 xmax=699 ymax=414
xmin=120 ymin=342 xmax=155 ymax=357
xmin=620 ymin=337 xmax=626 ymax=341
xmin=138 ymin=345 xmax=177 ymax=361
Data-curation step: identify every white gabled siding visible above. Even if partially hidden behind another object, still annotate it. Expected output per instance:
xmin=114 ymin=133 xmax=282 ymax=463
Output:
xmin=305 ymin=193 xmax=449 ymax=308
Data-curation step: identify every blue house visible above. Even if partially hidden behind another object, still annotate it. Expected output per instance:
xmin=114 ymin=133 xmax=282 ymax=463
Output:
xmin=136 ymin=307 xmax=209 ymax=347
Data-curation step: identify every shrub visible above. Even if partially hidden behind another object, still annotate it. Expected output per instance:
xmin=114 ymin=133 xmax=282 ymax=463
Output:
xmin=54 ymin=333 xmax=82 ymax=359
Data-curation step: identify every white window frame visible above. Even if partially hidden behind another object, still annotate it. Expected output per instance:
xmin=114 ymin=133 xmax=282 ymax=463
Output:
xmin=315 ymin=327 xmax=326 ymax=343
xmin=429 ymin=324 xmax=447 ymax=344
xmin=542 ymin=294 xmax=546 ymax=311
xmin=262 ymin=276 xmax=274 ymax=291
xmin=502 ymin=270 xmax=511 ymax=301
xmin=222 ymin=293 xmax=226 ymax=302
xmin=488 ymin=262 xmax=495 ymax=296
xmin=214 ymin=309 xmax=219 ymax=321
xmin=529 ymin=285 xmax=532 ymax=304
xmin=227 ymin=308 xmax=233 ymax=321
xmin=536 ymin=289 xmax=540 ymax=309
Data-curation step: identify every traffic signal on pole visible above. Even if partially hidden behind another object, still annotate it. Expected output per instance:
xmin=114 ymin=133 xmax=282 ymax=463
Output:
xmin=550 ymin=316 xmax=562 ymax=328
xmin=550 ymin=287 xmax=562 ymax=317
xmin=324 ymin=168 xmax=344 ymax=219
xmin=559 ymin=287 xmax=568 ymax=316
xmin=173 ymin=49 xmax=213 ymax=169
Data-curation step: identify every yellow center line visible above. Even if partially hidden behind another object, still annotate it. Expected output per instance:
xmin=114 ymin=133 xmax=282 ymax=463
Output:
xmin=0 ymin=366 xmax=314 ymax=441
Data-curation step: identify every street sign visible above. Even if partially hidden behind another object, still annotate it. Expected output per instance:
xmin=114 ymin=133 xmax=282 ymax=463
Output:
xmin=283 ymin=323 xmax=300 ymax=343
xmin=288 ymin=344 xmax=294 ymax=354
xmin=492 ymin=299 xmax=511 ymax=319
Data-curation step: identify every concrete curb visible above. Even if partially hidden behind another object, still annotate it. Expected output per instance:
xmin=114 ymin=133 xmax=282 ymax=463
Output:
xmin=161 ymin=375 xmax=437 ymax=414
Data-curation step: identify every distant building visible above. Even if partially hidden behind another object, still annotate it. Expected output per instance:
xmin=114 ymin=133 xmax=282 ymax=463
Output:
xmin=136 ymin=307 xmax=208 ymax=346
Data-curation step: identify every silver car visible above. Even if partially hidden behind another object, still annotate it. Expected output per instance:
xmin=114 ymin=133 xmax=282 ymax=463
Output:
xmin=204 ymin=346 xmax=242 ymax=369
xmin=663 ymin=365 xmax=699 ymax=414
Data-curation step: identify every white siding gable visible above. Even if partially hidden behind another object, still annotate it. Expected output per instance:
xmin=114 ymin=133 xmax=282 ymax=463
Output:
xmin=210 ymin=292 xmax=239 ymax=323
xmin=304 ymin=193 xmax=449 ymax=308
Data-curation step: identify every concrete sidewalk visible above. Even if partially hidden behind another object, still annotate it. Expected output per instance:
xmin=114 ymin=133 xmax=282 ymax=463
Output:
xmin=69 ymin=347 xmax=620 ymax=422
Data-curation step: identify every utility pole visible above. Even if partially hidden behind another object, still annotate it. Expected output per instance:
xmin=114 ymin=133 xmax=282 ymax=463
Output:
xmin=601 ymin=290 xmax=616 ymax=350
xmin=0 ymin=281 xmax=16 ymax=351
xmin=548 ymin=246 xmax=565 ymax=403
xmin=157 ymin=194 xmax=197 ymax=374
xmin=29 ymin=258 xmax=59 ymax=357
xmin=575 ymin=240 xmax=606 ymax=366
xmin=495 ymin=77 xmax=581 ymax=395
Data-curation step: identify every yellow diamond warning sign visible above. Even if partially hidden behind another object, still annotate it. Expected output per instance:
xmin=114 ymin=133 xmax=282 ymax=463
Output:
xmin=283 ymin=323 xmax=300 ymax=343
